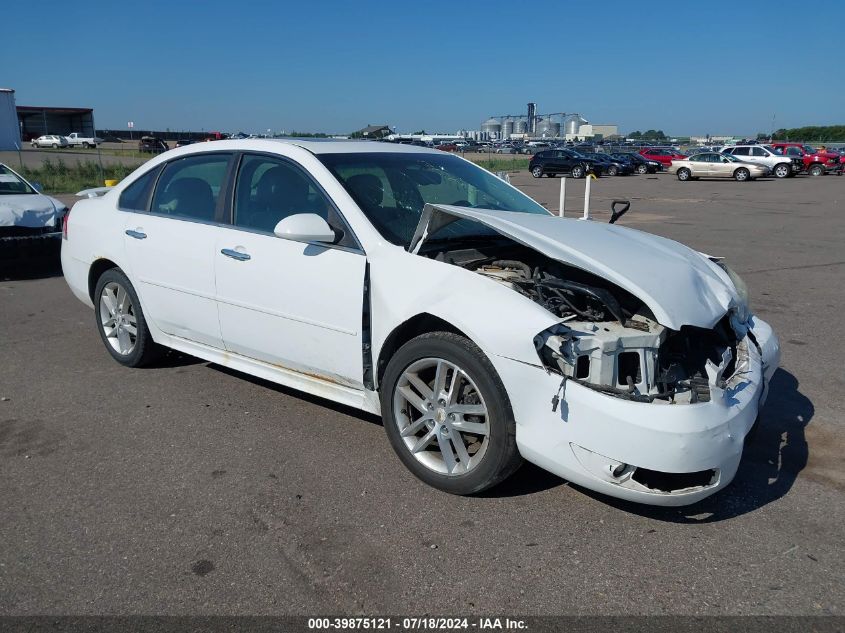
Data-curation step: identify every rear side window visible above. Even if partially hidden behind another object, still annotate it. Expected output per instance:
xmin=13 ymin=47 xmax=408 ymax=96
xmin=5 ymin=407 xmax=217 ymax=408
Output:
xmin=732 ymin=147 xmax=750 ymax=156
xmin=751 ymin=147 xmax=768 ymax=156
xmin=150 ymin=154 xmax=231 ymax=222
xmin=118 ymin=166 xmax=161 ymax=211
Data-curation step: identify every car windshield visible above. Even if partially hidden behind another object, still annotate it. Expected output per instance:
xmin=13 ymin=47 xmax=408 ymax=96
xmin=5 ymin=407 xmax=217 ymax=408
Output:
xmin=804 ymin=145 xmax=817 ymax=153
xmin=319 ymin=152 xmax=550 ymax=247
xmin=0 ymin=165 xmax=35 ymax=195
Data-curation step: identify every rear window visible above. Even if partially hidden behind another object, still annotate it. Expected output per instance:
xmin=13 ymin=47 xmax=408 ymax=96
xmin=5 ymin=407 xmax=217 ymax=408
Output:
xmin=118 ymin=166 xmax=162 ymax=211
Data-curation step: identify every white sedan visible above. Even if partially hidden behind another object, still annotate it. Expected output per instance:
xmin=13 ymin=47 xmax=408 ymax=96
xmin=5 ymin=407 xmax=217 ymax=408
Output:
xmin=0 ymin=163 xmax=67 ymax=235
xmin=61 ymin=140 xmax=780 ymax=506
xmin=30 ymin=135 xmax=69 ymax=148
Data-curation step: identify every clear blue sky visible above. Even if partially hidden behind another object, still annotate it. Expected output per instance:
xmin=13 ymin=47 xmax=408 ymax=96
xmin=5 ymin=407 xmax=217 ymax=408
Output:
xmin=4 ymin=0 xmax=843 ymax=136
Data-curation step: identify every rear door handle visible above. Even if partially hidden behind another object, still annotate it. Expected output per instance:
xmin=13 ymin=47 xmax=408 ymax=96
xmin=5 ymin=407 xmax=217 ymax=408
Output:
xmin=125 ymin=229 xmax=147 ymax=240
xmin=221 ymin=248 xmax=251 ymax=261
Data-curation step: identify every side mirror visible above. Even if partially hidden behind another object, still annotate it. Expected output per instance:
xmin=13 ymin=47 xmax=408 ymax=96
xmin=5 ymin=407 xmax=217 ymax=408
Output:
xmin=31 ymin=181 xmax=44 ymax=193
xmin=273 ymin=213 xmax=336 ymax=244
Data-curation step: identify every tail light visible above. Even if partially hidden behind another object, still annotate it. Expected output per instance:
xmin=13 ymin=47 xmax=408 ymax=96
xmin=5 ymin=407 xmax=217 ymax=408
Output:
xmin=62 ymin=208 xmax=70 ymax=240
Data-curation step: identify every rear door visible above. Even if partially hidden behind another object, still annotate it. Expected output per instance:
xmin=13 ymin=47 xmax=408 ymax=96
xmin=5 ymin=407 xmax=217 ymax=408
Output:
xmin=214 ymin=153 xmax=367 ymax=388
xmin=122 ymin=152 xmax=233 ymax=349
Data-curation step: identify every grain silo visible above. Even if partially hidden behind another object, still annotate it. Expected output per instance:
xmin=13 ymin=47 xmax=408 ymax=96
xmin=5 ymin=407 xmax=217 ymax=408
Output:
xmin=0 ymin=88 xmax=21 ymax=150
xmin=501 ymin=118 xmax=514 ymax=139
xmin=536 ymin=116 xmax=560 ymax=138
xmin=513 ymin=118 xmax=528 ymax=135
xmin=481 ymin=117 xmax=501 ymax=139
xmin=565 ymin=115 xmax=588 ymax=137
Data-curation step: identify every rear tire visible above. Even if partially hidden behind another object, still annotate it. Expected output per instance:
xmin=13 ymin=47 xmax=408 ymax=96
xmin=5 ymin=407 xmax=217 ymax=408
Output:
xmin=808 ymin=163 xmax=825 ymax=177
xmin=51 ymin=143 xmax=58 ymax=148
xmin=677 ymin=168 xmax=691 ymax=181
xmin=531 ymin=166 xmax=543 ymax=178
xmin=773 ymin=163 xmax=791 ymax=178
xmin=380 ymin=332 xmax=522 ymax=495
xmin=93 ymin=268 xmax=161 ymax=368
xmin=734 ymin=168 xmax=750 ymax=181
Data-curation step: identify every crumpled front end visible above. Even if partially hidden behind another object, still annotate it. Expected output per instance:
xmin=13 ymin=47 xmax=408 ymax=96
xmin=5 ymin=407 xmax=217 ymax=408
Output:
xmin=494 ymin=315 xmax=779 ymax=506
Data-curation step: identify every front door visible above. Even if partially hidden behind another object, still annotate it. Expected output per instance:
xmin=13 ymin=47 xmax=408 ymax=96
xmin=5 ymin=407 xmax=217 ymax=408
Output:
xmin=214 ymin=153 xmax=367 ymax=388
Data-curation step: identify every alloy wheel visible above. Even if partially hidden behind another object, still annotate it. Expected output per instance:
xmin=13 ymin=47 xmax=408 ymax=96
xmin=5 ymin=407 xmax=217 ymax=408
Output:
xmin=99 ymin=281 xmax=138 ymax=355
xmin=393 ymin=357 xmax=490 ymax=476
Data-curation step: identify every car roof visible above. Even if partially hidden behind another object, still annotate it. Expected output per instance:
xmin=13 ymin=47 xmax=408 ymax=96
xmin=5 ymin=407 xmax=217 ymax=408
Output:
xmin=166 ymin=138 xmax=439 ymax=156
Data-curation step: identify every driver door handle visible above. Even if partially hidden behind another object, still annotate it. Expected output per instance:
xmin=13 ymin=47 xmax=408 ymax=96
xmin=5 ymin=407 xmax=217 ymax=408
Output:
xmin=221 ymin=248 xmax=251 ymax=261
xmin=125 ymin=229 xmax=147 ymax=240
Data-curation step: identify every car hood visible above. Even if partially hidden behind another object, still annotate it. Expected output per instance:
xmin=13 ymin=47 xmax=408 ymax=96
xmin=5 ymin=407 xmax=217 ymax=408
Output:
xmin=0 ymin=193 xmax=64 ymax=228
xmin=409 ymin=204 xmax=738 ymax=330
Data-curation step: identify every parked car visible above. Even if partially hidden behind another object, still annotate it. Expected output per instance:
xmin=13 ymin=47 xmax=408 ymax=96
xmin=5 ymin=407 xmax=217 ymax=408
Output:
xmin=720 ymin=145 xmax=798 ymax=178
xmin=494 ymin=145 xmax=517 ymax=154
xmin=138 ymin=136 xmax=169 ymax=154
xmin=584 ymin=153 xmax=634 ymax=176
xmin=609 ymin=152 xmax=660 ymax=174
xmin=668 ymin=153 xmax=769 ymax=181
xmin=435 ymin=143 xmax=458 ymax=152
xmin=61 ymin=139 xmax=779 ymax=507
xmin=638 ymin=147 xmax=687 ymax=168
xmin=65 ymin=132 xmax=103 ymax=148
xmin=0 ymin=163 xmax=68 ymax=257
xmin=529 ymin=149 xmax=604 ymax=178
xmin=30 ymin=135 xmax=68 ymax=149
xmin=174 ymin=139 xmax=195 ymax=148
xmin=769 ymin=142 xmax=843 ymax=176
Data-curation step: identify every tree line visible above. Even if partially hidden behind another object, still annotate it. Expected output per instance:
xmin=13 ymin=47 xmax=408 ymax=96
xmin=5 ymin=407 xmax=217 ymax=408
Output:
xmin=771 ymin=126 xmax=845 ymax=141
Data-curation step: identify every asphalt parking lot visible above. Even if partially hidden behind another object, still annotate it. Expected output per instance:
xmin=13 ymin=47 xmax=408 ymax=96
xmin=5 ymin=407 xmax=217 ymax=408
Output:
xmin=1 ymin=171 xmax=843 ymax=615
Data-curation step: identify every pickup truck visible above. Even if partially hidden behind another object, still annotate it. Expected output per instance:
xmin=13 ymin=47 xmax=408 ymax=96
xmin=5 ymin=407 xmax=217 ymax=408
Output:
xmin=769 ymin=142 xmax=843 ymax=176
xmin=64 ymin=132 xmax=103 ymax=148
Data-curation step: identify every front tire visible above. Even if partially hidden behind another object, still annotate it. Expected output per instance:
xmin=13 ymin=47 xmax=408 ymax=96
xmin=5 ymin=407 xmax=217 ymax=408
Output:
xmin=571 ymin=164 xmax=585 ymax=179
xmin=677 ymin=168 xmax=691 ymax=181
xmin=607 ymin=165 xmax=619 ymax=176
xmin=734 ymin=167 xmax=750 ymax=181
xmin=381 ymin=332 xmax=522 ymax=495
xmin=52 ymin=143 xmax=58 ymax=148
xmin=531 ymin=166 xmax=543 ymax=178
xmin=773 ymin=163 xmax=791 ymax=178
xmin=93 ymin=268 xmax=160 ymax=367
xmin=636 ymin=164 xmax=648 ymax=174
xmin=808 ymin=163 xmax=824 ymax=177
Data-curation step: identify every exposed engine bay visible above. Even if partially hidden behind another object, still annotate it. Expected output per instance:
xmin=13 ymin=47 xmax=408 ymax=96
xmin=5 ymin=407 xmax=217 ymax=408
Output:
xmin=425 ymin=239 xmax=741 ymax=404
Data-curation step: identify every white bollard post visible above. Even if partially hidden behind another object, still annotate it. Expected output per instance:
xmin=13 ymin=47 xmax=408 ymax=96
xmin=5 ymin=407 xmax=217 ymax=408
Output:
xmin=583 ymin=175 xmax=592 ymax=220
xmin=559 ymin=177 xmax=566 ymax=217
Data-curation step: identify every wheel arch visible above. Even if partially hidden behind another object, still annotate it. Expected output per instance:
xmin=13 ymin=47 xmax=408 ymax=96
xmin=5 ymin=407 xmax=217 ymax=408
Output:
xmin=375 ymin=313 xmax=474 ymax=391
xmin=88 ymin=258 xmax=120 ymax=302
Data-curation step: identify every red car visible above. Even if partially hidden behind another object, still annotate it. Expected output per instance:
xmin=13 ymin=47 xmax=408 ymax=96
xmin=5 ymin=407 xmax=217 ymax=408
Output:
xmin=639 ymin=147 xmax=687 ymax=168
xmin=769 ymin=142 xmax=843 ymax=176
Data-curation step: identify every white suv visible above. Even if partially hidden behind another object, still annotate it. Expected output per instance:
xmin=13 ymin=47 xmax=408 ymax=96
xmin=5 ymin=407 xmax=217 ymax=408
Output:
xmin=720 ymin=145 xmax=796 ymax=178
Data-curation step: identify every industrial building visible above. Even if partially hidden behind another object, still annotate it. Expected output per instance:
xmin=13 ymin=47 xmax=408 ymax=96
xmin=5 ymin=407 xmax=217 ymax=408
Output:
xmin=479 ymin=103 xmax=617 ymax=141
xmin=0 ymin=89 xmax=21 ymax=150
xmin=16 ymin=104 xmax=96 ymax=142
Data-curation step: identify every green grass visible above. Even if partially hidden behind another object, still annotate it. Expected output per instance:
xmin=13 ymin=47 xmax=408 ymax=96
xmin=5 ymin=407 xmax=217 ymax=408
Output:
xmin=20 ymin=159 xmax=142 ymax=194
xmin=469 ymin=157 xmax=530 ymax=172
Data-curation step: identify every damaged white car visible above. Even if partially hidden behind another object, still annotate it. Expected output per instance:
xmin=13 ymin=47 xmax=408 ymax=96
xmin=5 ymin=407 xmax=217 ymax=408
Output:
xmin=0 ymin=163 xmax=68 ymax=242
xmin=61 ymin=140 xmax=780 ymax=506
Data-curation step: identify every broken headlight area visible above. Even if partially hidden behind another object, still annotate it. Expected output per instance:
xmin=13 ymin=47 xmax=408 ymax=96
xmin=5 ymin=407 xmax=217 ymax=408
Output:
xmin=536 ymin=315 xmax=742 ymax=405
xmin=423 ymin=240 xmax=744 ymax=405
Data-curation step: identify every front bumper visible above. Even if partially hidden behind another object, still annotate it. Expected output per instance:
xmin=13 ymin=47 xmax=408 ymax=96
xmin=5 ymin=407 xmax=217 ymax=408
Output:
xmin=493 ymin=317 xmax=780 ymax=506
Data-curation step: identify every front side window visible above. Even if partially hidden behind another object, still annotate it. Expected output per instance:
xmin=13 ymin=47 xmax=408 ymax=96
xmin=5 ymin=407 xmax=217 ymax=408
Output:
xmin=320 ymin=152 xmax=549 ymax=247
xmin=150 ymin=154 xmax=231 ymax=222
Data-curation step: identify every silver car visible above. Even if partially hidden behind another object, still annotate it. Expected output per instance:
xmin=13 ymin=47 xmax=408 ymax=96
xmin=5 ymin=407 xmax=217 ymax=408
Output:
xmin=669 ymin=152 xmax=769 ymax=181
xmin=30 ymin=135 xmax=69 ymax=148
